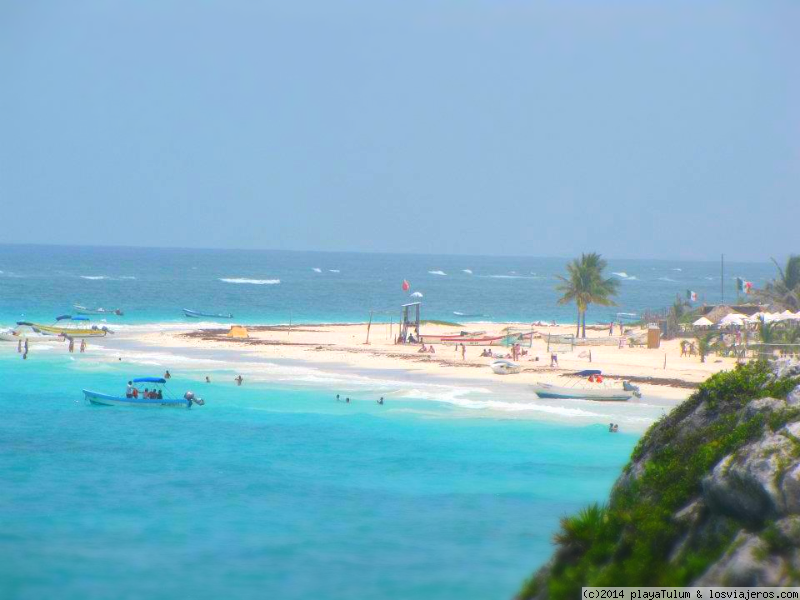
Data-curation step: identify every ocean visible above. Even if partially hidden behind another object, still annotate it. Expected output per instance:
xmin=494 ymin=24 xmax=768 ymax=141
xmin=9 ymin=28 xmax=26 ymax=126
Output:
xmin=0 ymin=245 xmax=773 ymax=599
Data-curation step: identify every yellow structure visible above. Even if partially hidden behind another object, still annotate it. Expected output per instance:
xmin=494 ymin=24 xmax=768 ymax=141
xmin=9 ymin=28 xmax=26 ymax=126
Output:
xmin=227 ymin=326 xmax=249 ymax=339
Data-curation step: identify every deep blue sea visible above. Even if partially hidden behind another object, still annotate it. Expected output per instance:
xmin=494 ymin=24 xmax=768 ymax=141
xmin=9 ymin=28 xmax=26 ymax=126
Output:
xmin=0 ymin=244 xmax=772 ymax=328
xmin=0 ymin=245 xmax=773 ymax=599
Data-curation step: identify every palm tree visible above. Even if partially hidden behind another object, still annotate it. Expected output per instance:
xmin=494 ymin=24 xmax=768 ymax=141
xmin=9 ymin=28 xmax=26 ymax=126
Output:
xmin=755 ymin=255 xmax=800 ymax=311
xmin=696 ymin=331 xmax=719 ymax=363
xmin=556 ymin=253 xmax=620 ymax=338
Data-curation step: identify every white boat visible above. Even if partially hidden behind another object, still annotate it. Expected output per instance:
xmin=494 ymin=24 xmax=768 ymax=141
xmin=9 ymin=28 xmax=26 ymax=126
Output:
xmin=490 ymin=359 xmax=522 ymax=375
xmin=83 ymin=377 xmax=205 ymax=409
xmin=74 ymin=305 xmax=124 ymax=316
xmin=0 ymin=328 xmax=64 ymax=343
xmin=532 ymin=370 xmax=640 ymax=402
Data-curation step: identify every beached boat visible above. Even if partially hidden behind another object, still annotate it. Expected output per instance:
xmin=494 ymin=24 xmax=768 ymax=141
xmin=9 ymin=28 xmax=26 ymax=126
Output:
xmin=532 ymin=370 xmax=640 ymax=402
xmin=490 ymin=359 xmax=522 ymax=375
xmin=0 ymin=328 xmax=63 ymax=343
xmin=183 ymin=308 xmax=234 ymax=319
xmin=83 ymin=377 xmax=205 ymax=408
xmin=74 ymin=305 xmax=124 ymax=316
xmin=17 ymin=315 xmax=111 ymax=338
xmin=439 ymin=335 xmax=506 ymax=347
xmin=419 ymin=331 xmax=486 ymax=345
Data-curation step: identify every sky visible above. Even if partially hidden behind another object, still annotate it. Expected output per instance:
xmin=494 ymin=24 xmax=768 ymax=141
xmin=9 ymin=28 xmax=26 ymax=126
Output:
xmin=0 ymin=1 xmax=797 ymax=261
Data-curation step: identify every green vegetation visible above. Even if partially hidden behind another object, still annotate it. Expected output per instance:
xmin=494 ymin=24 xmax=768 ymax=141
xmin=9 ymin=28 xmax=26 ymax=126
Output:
xmin=519 ymin=361 xmax=800 ymax=600
xmin=755 ymin=255 xmax=800 ymax=311
xmin=555 ymin=253 xmax=619 ymax=339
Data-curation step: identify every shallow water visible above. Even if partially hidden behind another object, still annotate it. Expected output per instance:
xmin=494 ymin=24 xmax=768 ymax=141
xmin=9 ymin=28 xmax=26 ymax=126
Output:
xmin=0 ymin=350 xmax=636 ymax=599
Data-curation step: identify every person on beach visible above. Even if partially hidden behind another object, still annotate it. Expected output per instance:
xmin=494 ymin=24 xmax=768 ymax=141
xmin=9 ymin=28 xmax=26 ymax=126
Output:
xmin=126 ymin=381 xmax=133 ymax=398
xmin=80 ymin=339 xmax=86 ymax=353
xmin=418 ymin=344 xmax=428 ymax=353
xmin=377 ymin=397 xmax=384 ymax=405
xmin=235 ymin=375 xmax=243 ymax=386
xmin=17 ymin=339 xmax=21 ymax=353
xmin=550 ymin=353 xmax=558 ymax=367
xmin=461 ymin=344 xmax=466 ymax=360
xmin=429 ymin=345 xmax=435 ymax=354
xmin=609 ymin=323 xmax=613 ymax=336
xmin=68 ymin=338 xmax=74 ymax=353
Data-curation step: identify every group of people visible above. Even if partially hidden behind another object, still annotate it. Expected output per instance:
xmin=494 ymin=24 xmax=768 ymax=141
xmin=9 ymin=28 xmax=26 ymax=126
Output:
xmin=609 ymin=423 xmax=620 ymax=433
xmin=125 ymin=381 xmax=163 ymax=399
xmin=67 ymin=338 xmax=87 ymax=353
xmin=417 ymin=344 xmax=436 ymax=354
xmin=17 ymin=338 xmax=29 ymax=360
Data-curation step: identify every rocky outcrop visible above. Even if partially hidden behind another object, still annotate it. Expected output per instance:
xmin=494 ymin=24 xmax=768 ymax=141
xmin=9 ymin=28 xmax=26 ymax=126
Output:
xmin=519 ymin=359 xmax=800 ymax=600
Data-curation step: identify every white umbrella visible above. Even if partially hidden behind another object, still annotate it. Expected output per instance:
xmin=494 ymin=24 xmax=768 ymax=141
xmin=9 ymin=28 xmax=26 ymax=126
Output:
xmin=693 ymin=316 xmax=713 ymax=327
xmin=719 ymin=313 xmax=747 ymax=326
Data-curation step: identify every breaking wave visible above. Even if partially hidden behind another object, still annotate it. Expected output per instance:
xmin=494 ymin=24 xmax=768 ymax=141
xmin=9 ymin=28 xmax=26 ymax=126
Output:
xmin=428 ymin=270 xmax=447 ymax=276
xmin=462 ymin=269 xmax=473 ymax=274
xmin=219 ymin=278 xmax=280 ymax=285
xmin=312 ymin=268 xmax=322 ymax=273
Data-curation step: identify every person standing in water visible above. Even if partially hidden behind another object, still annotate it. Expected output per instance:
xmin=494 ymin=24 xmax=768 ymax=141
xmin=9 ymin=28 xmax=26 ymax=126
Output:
xmin=235 ymin=375 xmax=243 ymax=386
xmin=377 ymin=397 xmax=384 ymax=405
xmin=80 ymin=339 xmax=86 ymax=353
xmin=164 ymin=370 xmax=171 ymax=380
xmin=68 ymin=338 xmax=74 ymax=353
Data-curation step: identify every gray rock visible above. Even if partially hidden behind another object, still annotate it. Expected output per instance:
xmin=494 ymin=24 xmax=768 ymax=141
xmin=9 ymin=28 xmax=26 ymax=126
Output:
xmin=703 ymin=432 xmax=795 ymax=521
xmin=787 ymin=384 xmax=800 ymax=407
xmin=696 ymin=531 xmax=787 ymax=585
xmin=776 ymin=516 xmax=800 ymax=546
xmin=771 ymin=358 xmax=800 ymax=382
xmin=781 ymin=463 xmax=800 ymax=514
xmin=743 ymin=397 xmax=787 ymax=420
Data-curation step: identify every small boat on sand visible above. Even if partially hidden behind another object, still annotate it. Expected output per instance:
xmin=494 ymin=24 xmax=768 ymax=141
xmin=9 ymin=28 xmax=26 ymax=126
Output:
xmin=74 ymin=305 xmax=124 ymax=316
xmin=17 ymin=315 xmax=112 ymax=338
xmin=490 ymin=359 xmax=522 ymax=375
xmin=0 ymin=327 xmax=64 ymax=343
xmin=83 ymin=377 xmax=205 ymax=408
xmin=532 ymin=370 xmax=641 ymax=402
xmin=183 ymin=309 xmax=234 ymax=319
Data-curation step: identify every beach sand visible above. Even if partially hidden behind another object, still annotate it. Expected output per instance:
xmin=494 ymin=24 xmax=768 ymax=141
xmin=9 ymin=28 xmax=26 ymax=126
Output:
xmin=130 ymin=321 xmax=735 ymax=404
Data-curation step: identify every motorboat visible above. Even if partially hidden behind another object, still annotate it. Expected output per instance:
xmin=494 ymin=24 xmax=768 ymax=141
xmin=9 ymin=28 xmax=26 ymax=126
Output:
xmin=0 ymin=327 xmax=64 ymax=343
xmin=183 ymin=309 xmax=234 ymax=319
xmin=532 ymin=370 xmax=641 ymax=402
xmin=490 ymin=359 xmax=522 ymax=375
xmin=83 ymin=377 xmax=205 ymax=408
xmin=17 ymin=315 xmax=111 ymax=338
xmin=74 ymin=305 xmax=124 ymax=316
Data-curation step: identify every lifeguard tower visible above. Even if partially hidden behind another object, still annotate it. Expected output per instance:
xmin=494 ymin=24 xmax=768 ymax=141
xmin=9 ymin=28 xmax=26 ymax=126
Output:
xmin=399 ymin=302 xmax=421 ymax=343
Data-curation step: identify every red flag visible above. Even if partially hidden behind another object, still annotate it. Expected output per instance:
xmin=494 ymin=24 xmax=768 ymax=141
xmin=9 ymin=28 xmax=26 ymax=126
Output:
xmin=402 ymin=280 xmax=410 ymax=291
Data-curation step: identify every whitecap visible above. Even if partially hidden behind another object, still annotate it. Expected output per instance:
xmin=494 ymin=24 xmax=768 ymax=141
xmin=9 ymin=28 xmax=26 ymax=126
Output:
xmin=462 ymin=269 xmax=473 ymax=274
xmin=658 ymin=277 xmax=676 ymax=282
xmin=672 ymin=268 xmax=682 ymax=272
xmin=312 ymin=268 xmax=322 ymax=273
xmin=328 ymin=269 xmax=340 ymax=273
xmin=612 ymin=272 xmax=628 ymax=278
xmin=410 ymin=291 xmax=423 ymax=298
xmin=219 ymin=278 xmax=280 ymax=285
xmin=80 ymin=275 xmax=108 ymax=280
xmin=428 ymin=270 xmax=447 ymax=276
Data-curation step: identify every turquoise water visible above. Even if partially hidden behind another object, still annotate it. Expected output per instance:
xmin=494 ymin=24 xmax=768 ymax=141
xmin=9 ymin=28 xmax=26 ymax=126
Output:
xmin=0 ymin=245 xmax=772 ymax=327
xmin=0 ymin=349 xmax=636 ymax=599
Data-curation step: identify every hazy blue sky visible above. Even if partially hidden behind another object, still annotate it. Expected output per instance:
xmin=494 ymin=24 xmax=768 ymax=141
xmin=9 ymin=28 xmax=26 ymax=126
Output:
xmin=1 ymin=1 xmax=797 ymax=261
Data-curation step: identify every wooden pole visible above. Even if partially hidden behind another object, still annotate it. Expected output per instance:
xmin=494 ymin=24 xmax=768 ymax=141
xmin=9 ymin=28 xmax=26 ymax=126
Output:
xmin=365 ymin=311 xmax=373 ymax=344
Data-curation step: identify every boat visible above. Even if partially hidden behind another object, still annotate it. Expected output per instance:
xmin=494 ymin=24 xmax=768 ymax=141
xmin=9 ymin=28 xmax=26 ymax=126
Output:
xmin=183 ymin=309 xmax=234 ymax=319
xmin=439 ymin=335 xmax=506 ymax=347
xmin=0 ymin=327 xmax=64 ymax=343
xmin=83 ymin=377 xmax=205 ymax=408
xmin=17 ymin=315 xmax=112 ymax=338
xmin=490 ymin=359 xmax=522 ymax=375
xmin=532 ymin=370 xmax=640 ymax=402
xmin=419 ymin=331 xmax=486 ymax=345
xmin=74 ymin=305 xmax=124 ymax=316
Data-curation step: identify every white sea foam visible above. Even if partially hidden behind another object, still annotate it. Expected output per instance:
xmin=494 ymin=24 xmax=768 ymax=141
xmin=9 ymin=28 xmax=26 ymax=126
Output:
xmin=81 ymin=275 xmax=108 ymax=280
xmin=462 ymin=269 xmax=473 ymax=274
xmin=329 ymin=269 xmax=340 ymax=273
xmin=219 ymin=278 xmax=280 ymax=285
xmin=312 ymin=268 xmax=322 ymax=273
xmin=428 ymin=270 xmax=447 ymax=276
xmin=487 ymin=274 xmax=537 ymax=279
xmin=672 ymin=268 xmax=683 ymax=272
xmin=612 ymin=272 xmax=628 ymax=278
xmin=658 ymin=277 xmax=676 ymax=282
xmin=410 ymin=291 xmax=423 ymax=298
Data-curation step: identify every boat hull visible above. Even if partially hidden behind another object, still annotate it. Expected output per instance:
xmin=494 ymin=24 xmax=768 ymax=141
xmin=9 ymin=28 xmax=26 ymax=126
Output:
xmin=83 ymin=390 xmax=192 ymax=408
xmin=183 ymin=309 xmax=233 ymax=319
xmin=0 ymin=330 xmax=64 ymax=343
xmin=532 ymin=383 xmax=633 ymax=401
xmin=34 ymin=325 xmax=107 ymax=338
xmin=74 ymin=305 xmax=122 ymax=316
xmin=490 ymin=360 xmax=522 ymax=375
